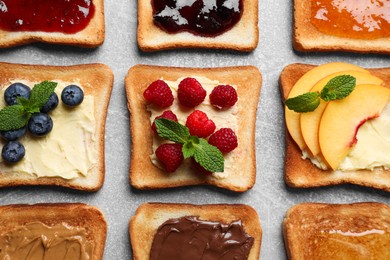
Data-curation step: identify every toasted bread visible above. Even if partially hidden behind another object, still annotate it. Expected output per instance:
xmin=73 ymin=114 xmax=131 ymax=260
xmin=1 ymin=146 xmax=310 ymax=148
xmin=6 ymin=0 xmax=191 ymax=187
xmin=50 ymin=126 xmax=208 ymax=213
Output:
xmin=280 ymin=63 xmax=390 ymax=191
xmin=0 ymin=62 xmax=113 ymax=191
xmin=283 ymin=202 xmax=390 ymax=259
xmin=293 ymin=0 xmax=390 ymax=54
xmin=125 ymin=65 xmax=262 ymax=192
xmin=0 ymin=203 xmax=107 ymax=259
xmin=0 ymin=0 xmax=105 ymax=48
xmin=137 ymin=0 xmax=258 ymax=51
xmin=130 ymin=203 xmax=262 ymax=260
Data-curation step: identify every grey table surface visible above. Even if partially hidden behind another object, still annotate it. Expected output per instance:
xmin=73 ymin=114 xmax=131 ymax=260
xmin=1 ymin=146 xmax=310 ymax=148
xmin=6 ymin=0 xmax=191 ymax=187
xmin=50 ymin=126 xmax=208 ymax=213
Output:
xmin=0 ymin=0 xmax=390 ymax=259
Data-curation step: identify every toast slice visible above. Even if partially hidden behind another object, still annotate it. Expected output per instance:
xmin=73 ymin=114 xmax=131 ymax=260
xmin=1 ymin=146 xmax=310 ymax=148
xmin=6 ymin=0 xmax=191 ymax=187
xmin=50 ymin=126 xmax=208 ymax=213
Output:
xmin=283 ymin=202 xmax=390 ymax=259
xmin=130 ymin=203 xmax=262 ymax=260
xmin=280 ymin=63 xmax=390 ymax=191
xmin=0 ymin=0 xmax=105 ymax=48
xmin=293 ymin=0 xmax=390 ymax=54
xmin=0 ymin=62 xmax=114 ymax=191
xmin=0 ymin=203 xmax=107 ymax=259
xmin=137 ymin=0 xmax=258 ymax=51
xmin=125 ymin=65 xmax=262 ymax=192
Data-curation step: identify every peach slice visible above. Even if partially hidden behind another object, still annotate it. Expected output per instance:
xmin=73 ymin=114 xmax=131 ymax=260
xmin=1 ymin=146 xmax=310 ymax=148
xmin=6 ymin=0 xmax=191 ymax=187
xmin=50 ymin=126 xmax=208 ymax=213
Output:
xmin=285 ymin=62 xmax=367 ymax=151
xmin=319 ymin=84 xmax=390 ymax=170
xmin=300 ymin=71 xmax=383 ymax=157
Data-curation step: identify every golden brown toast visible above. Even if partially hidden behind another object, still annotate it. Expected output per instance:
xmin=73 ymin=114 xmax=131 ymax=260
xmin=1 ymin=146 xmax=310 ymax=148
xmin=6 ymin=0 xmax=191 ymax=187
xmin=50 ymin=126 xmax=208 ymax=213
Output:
xmin=130 ymin=203 xmax=262 ymax=260
xmin=293 ymin=0 xmax=390 ymax=54
xmin=0 ymin=0 xmax=105 ymax=48
xmin=0 ymin=62 xmax=113 ymax=191
xmin=280 ymin=63 xmax=390 ymax=192
xmin=125 ymin=65 xmax=262 ymax=192
xmin=283 ymin=202 xmax=390 ymax=260
xmin=137 ymin=0 xmax=258 ymax=51
xmin=0 ymin=203 xmax=107 ymax=260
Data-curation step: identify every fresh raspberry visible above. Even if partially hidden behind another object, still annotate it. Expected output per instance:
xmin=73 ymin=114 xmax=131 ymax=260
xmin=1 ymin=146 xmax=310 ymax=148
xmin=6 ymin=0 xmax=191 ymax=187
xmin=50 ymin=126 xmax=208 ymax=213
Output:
xmin=155 ymin=143 xmax=183 ymax=173
xmin=209 ymin=85 xmax=238 ymax=109
xmin=192 ymin=158 xmax=212 ymax=175
xmin=177 ymin=78 xmax=206 ymax=108
xmin=185 ymin=110 xmax=216 ymax=138
xmin=152 ymin=110 xmax=178 ymax=134
xmin=143 ymin=80 xmax=174 ymax=108
xmin=208 ymin=128 xmax=238 ymax=153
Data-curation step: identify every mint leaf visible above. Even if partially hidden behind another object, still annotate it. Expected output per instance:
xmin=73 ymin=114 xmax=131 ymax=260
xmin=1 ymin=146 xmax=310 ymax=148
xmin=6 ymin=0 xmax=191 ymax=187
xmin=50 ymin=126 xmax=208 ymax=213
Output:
xmin=29 ymin=81 xmax=57 ymax=111
xmin=193 ymin=139 xmax=224 ymax=172
xmin=320 ymin=75 xmax=356 ymax=102
xmin=182 ymin=136 xmax=198 ymax=159
xmin=0 ymin=105 xmax=30 ymax=131
xmin=285 ymin=92 xmax=320 ymax=113
xmin=155 ymin=118 xmax=190 ymax=144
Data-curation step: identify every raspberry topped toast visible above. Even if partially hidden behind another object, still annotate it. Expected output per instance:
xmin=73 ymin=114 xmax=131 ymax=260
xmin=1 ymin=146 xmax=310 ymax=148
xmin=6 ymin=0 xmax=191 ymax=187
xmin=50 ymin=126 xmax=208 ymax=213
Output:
xmin=125 ymin=65 xmax=262 ymax=192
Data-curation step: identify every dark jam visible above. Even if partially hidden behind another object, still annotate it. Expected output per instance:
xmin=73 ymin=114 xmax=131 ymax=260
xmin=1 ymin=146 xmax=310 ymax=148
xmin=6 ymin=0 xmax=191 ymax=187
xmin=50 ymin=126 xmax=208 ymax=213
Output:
xmin=0 ymin=0 xmax=95 ymax=34
xmin=152 ymin=0 xmax=243 ymax=37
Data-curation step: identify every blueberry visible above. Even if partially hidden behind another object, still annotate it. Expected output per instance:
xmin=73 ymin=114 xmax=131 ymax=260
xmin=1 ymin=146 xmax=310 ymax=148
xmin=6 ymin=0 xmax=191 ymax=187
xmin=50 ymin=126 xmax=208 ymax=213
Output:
xmin=1 ymin=141 xmax=25 ymax=163
xmin=0 ymin=126 xmax=27 ymax=141
xmin=61 ymin=85 xmax=84 ymax=107
xmin=28 ymin=113 xmax=53 ymax=136
xmin=4 ymin=83 xmax=31 ymax=105
xmin=41 ymin=92 xmax=59 ymax=113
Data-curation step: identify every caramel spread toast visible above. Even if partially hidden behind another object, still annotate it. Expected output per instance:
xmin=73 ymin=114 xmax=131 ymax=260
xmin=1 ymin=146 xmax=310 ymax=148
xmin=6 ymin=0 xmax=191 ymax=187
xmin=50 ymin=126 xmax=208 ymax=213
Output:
xmin=0 ymin=0 xmax=105 ymax=48
xmin=284 ymin=202 xmax=390 ymax=259
xmin=125 ymin=65 xmax=262 ymax=192
xmin=293 ymin=0 xmax=390 ymax=54
xmin=0 ymin=62 xmax=113 ymax=191
xmin=137 ymin=0 xmax=258 ymax=51
xmin=280 ymin=63 xmax=390 ymax=191
xmin=0 ymin=203 xmax=107 ymax=259
xmin=130 ymin=203 xmax=262 ymax=260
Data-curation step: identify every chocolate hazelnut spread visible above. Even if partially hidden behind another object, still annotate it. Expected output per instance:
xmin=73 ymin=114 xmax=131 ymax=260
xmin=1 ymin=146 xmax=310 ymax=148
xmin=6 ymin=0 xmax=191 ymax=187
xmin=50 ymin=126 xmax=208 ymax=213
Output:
xmin=0 ymin=222 xmax=94 ymax=260
xmin=150 ymin=216 xmax=254 ymax=260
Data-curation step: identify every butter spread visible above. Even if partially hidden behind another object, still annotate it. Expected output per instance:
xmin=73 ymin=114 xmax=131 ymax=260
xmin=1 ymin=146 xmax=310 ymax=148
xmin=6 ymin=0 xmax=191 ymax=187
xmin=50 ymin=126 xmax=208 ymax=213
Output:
xmin=148 ymin=76 xmax=239 ymax=179
xmin=0 ymin=222 xmax=94 ymax=260
xmin=0 ymin=80 xmax=97 ymax=179
xmin=150 ymin=216 xmax=254 ymax=260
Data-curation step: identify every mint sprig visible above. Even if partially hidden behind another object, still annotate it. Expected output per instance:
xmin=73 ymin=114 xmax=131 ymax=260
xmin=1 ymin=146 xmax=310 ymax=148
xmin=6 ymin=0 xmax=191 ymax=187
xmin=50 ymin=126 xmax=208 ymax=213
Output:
xmin=0 ymin=81 xmax=57 ymax=131
xmin=155 ymin=118 xmax=224 ymax=173
xmin=285 ymin=75 xmax=356 ymax=113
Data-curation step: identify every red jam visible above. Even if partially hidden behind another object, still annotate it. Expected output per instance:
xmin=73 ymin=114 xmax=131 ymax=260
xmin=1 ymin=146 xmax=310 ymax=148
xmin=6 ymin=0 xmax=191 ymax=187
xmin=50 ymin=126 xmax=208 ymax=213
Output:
xmin=311 ymin=0 xmax=390 ymax=39
xmin=0 ymin=0 xmax=95 ymax=34
xmin=152 ymin=0 xmax=243 ymax=37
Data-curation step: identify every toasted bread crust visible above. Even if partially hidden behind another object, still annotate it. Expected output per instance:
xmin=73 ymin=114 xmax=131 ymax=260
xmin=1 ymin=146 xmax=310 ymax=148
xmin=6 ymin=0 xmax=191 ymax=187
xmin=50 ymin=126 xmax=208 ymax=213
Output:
xmin=130 ymin=203 xmax=262 ymax=260
xmin=0 ymin=62 xmax=114 ymax=191
xmin=0 ymin=0 xmax=105 ymax=48
xmin=293 ymin=0 xmax=390 ymax=54
xmin=0 ymin=203 xmax=107 ymax=260
xmin=137 ymin=0 xmax=258 ymax=52
xmin=280 ymin=63 xmax=390 ymax=191
xmin=283 ymin=202 xmax=390 ymax=259
xmin=125 ymin=65 xmax=262 ymax=192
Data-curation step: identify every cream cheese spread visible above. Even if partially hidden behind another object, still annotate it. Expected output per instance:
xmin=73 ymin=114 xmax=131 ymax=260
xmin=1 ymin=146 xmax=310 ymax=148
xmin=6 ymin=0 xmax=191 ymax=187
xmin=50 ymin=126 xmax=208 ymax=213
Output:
xmin=0 ymin=80 xmax=97 ymax=179
xmin=148 ymin=76 xmax=239 ymax=179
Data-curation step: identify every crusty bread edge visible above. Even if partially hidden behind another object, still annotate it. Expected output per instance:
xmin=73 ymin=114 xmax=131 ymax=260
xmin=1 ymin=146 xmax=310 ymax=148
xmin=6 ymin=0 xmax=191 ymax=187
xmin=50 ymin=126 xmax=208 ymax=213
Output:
xmin=293 ymin=0 xmax=390 ymax=54
xmin=0 ymin=62 xmax=114 ymax=191
xmin=129 ymin=203 xmax=262 ymax=260
xmin=0 ymin=203 xmax=107 ymax=260
xmin=280 ymin=63 xmax=390 ymax=191
xmin=125 ymin=64 xmax=262 ymax=192
xmin=137 ymin=0 xmax=258 ymax=52
xmin=0 ymin=0 xmax=105 ymax=48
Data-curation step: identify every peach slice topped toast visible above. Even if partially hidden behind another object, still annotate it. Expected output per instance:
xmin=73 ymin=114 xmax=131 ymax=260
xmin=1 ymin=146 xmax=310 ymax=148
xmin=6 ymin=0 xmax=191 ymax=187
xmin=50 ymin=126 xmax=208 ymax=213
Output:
xmin=125 ymin=65 xmax=262 ymax=192
xmin=280 ymin=63 xmax=390 ymax=191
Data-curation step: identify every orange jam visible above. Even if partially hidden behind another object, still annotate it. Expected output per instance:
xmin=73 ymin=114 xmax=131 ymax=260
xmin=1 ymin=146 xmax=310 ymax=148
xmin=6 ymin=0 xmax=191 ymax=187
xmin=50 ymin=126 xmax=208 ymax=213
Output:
xmin=311 ymin=0 xmax=390 ymax=39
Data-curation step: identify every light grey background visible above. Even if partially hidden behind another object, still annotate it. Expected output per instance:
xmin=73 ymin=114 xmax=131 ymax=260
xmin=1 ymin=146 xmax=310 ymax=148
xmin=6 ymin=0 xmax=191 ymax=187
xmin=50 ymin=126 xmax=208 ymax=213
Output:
xmin=0 ymin=0 xmax=389 ymax=259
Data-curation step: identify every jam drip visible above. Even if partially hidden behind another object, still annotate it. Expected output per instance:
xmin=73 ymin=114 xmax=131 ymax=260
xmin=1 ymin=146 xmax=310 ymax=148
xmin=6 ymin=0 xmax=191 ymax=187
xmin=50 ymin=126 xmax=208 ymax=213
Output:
xmin=0 ymin=0 xmax=95 ymax=34
xmin=311 ymin=0 xmax=390 ymax=39
xmin=152 ymin=0 xmax=243 ymax=37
